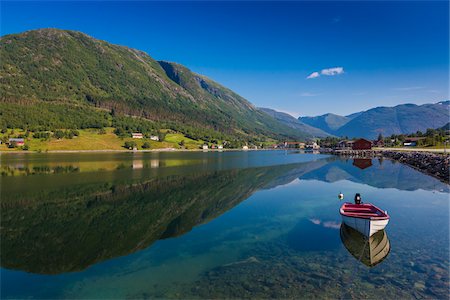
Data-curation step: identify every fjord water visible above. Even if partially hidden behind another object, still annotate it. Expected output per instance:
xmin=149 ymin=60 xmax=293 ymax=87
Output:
xmin=1 ymin=151 xmax=448 ymax=299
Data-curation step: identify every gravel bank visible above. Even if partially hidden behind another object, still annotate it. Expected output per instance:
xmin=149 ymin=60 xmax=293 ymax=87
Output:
xmin=321 ymin=149 xmax=449 ymax=183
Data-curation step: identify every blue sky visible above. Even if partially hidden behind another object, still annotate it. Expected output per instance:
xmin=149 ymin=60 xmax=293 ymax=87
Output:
xmin=1 ymin=1 xmax=448 ymax=117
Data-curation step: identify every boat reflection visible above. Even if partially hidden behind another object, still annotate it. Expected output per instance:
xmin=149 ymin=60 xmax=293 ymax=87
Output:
xmin=340 ymin=223 xmax=390 ymax=267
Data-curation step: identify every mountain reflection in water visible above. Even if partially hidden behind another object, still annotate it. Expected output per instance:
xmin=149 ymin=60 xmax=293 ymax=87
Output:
xmin=1 ymin=153 xmax=447 ymax=276
xmin=1 ymin=161 xmax=322 ymax=274
xmin=1 ymin=151 xmax=448 ymax=300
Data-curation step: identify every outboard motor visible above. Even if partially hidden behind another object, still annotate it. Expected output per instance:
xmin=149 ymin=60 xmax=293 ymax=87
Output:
xmin=354 ymin=193 xmax=362 ymax=204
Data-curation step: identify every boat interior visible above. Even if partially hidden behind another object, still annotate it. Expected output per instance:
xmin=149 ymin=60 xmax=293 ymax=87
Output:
xmin=341 ymin=203 xmax=388 ymax=218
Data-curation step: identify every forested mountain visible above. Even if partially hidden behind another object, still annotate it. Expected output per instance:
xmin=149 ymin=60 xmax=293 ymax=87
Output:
xmin=300 ymin=101 xmax=450 ymax=139
xmin=259 ymin=108 xmax=331 ymax=138
xmin=0 ymin=28 xmax=309 ymax=141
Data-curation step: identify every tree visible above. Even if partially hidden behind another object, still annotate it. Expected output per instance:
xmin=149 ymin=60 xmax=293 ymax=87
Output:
xmin=114 ymin=127 xmax=127 ymax=137
xmin=179 ymin=140 xmax=185 ymax=147
xmin=377 ymin=133 xmax=383 ymax=141
xmin=142 ymin=142 xmax=150 ymax=149
xmin=54 ymin=130 xmax=65 ymax=139
xmin=124 ymin=141 xmax=137 ymax=149
xmin=158 ymin=132 xmax=166 ymax=142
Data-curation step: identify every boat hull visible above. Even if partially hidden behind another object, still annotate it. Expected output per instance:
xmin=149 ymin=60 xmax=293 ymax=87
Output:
xmin=341 ymin=215 xmax=389 ymax=237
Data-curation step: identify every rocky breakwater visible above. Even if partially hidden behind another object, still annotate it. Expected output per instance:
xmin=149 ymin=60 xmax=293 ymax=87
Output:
xmin=320 ymin=149 xmax=449 ymax=183
xmin=382 ymin=151 xmax=449 ymax=183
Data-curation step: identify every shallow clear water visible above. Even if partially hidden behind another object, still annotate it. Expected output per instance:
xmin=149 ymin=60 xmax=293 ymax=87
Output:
xmin=1 ymin=151 xmax=448 ymax=299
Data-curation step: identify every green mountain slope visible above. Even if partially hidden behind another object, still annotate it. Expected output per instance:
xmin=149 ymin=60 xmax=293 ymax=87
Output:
xmin=259 ymin=107 xmax=332 ymax=138
xmin=0 ymin=28 xmax=308 ymax=141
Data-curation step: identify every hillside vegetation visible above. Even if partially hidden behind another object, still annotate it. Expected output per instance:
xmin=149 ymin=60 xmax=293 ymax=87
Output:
xmin=0 ymin=28 xmax=310 ymax=147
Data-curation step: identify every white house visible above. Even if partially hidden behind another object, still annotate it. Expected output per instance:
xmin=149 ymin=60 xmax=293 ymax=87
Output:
xmin=305 ymin=142 xmax=320 ymax=150
xmin=218 ymin=145 xmax=223 ymax=149
xmin=150 ymin=135 xmax=159 ymax=141
xmin=202 ymin=145 xmax=208 ymax=150
xmin=132 ymin=133 xmax=143 ymax=139
xmin=242 ymin=145 xmax=249 ymax=150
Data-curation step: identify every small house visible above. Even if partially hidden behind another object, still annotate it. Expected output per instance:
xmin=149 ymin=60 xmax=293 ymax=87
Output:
xmin=352 ymin=138 xmax=372 ymax=150
xmin=242 ymin=145 xmax=249 ymax=150
xmin=8 ymin=138 xmax=25 ymax=146
xmin=337 ymin=140 xmax=354 ymax=149
xmin=202 ymin=145 xmax=208 ymax=150
xmin=218 ymin=145 xmax=223 ymax=149
xmin=132 ymin=133 xmax=143 ymax=139
xmin=150 ymin=135 xmax=159 ymax=141
xmin=305 ymin=142 xmax=320 ymax=150
xmin=284 ymin=141 xmax=305 ymax=149
xmin=403 ymin=137 xmax=425 ymax=147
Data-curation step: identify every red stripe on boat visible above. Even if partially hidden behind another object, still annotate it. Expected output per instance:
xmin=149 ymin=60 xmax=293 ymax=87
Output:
xmin=340 ymin=203 xmax=390 ymax=220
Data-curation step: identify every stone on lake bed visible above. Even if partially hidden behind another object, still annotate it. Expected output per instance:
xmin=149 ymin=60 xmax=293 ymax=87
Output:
xmin=414 ymin=281 xmax=426 ymax=291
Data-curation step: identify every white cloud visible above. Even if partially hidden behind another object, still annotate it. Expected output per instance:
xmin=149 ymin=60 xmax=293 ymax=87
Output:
xmin=306 ymin=71 xmax=320 ymax=79
xmin=321 ymin=67 xmax=344 ymax=76
xmin=306 ymin=67 xmax=344 ymax=79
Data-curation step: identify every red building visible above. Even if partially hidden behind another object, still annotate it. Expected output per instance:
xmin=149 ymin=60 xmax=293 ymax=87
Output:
xmin=352 ymin=138 xmax=372 ymax=150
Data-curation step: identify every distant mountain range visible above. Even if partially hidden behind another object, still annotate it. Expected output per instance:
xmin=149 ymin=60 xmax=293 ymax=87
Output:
xmin=298 ymin=101 xmax=450 ymax=139
xmin=258 ymin=108 xmax=331 ymax=137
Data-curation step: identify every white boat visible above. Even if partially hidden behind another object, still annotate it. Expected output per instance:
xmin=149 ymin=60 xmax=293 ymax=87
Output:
xmin=340 ymin=202 xmax=389 ymax=237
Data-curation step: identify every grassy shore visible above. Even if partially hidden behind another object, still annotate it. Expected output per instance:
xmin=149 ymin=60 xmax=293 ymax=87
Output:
xmin=0 ymin=128 xmax=207 ymax=152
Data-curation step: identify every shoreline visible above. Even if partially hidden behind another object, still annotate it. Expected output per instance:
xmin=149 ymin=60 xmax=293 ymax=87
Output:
xmin=0 ymin=148 xmax=280 ymax=154
xmin=2 ymin=148 xmax=448 ymax=184
xmin=321 ymin=149 xmax=449 ymax=184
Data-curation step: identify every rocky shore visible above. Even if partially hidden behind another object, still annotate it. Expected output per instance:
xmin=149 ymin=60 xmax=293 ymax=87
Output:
xmin=321 ymin=149 xmax=449 ymax=183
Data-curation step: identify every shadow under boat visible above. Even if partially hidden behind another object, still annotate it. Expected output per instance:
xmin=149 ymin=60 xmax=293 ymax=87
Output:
xmin=340 ymin=223 xmax=390 ymax=267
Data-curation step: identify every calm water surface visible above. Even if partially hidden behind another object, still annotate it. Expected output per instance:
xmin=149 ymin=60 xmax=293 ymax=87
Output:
xmin=1 ymin=151 xmax=448 ymax=299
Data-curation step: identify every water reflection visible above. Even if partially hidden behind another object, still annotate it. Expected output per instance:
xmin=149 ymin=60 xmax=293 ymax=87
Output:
xmin=1 ymin=152 xmax=448 ymax=299
xmin=340 ymin=224 xmax=390 ymax=267
xmin=352 ymin=158 xmax=373 ymax=170
xmin=288 ymin=218 xmax=341 ymax=251
xmin=1 ymin=162 xmax=312 ymax=274
xmin=300 ymin=157 xmax=449 ymax=192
